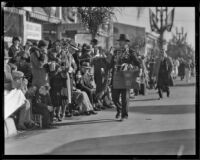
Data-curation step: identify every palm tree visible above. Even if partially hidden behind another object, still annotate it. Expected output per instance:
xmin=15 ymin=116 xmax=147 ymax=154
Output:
xmin=76 ymin=7 xmax=122 ymax=40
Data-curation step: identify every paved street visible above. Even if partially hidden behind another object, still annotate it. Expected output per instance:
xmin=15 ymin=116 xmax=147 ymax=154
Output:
xmin=5 ymin=77 xmax=196 ymax=155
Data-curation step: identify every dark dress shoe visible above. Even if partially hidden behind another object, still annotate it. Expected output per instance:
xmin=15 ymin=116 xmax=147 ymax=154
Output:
xmin=158 ymin=97 xmax=162 ymax=100
xmin=66 ymin=113 xmax=72 ymax=117
xmin=167 ymin=92 xmax=170 ymax=97
xmin=120 ymin=117 xmax=125 ymax=121
xmin=115 ymin=112 xmax=120 ymax=119
xmin=94 ymin=107 xmax=101 ymax=111
xmin=89 ymin=110 xmax=97 ymax=115
xmin=104 ymin=103 xmax=114 ymax=108
xmin=43 ymin=125 xmax=57 ymax=129
xmin=84 ymin=111 xmax=91 ymax=116
xmin=100 ymin=106 xmax=106 ymax=110
xmin=56 ymin=116 xmax=62 ymax=121
xmin=124 ymin=115 xmax=128 ymax=119
xmin=17 ymin=124 xmax=27 ymax=130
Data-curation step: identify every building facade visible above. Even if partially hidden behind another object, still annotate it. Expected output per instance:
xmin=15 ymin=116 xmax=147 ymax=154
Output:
xmin=4 ymin=7 xmax=113 ymax=50
xmin=145 ymin=32 xmax=159 ymax=57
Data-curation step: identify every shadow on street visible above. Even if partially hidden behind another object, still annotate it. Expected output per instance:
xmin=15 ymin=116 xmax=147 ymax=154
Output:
xmin=105 ymin=104 xmax=195 ymax=115
xmin=48 ymin=129 xmax=195 ymax=155
xmin=54 ymin=119 xmax=118 ymax=127
xmin=132 ymin=98 xmax=160 ymax=101
xmin=128 ymin=104 xmax=195 ymax=114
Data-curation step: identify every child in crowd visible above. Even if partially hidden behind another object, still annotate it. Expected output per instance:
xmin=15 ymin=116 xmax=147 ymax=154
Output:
xmin=32 ymin=84 xmax=54 ymax=129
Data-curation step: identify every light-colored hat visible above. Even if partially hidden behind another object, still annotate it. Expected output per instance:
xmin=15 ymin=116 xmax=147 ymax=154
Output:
xmin=12 ymin=71 xmax=24 ymax=79
xmin=82 ymin=62 xmax=91 ymax=69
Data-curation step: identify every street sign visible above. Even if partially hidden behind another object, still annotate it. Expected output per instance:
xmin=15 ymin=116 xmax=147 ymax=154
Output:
xmin=25 ymin=22 xmax=42 ymax=40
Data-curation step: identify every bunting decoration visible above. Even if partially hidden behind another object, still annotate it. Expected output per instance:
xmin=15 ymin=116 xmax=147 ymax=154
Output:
xmin=166 ymin=8 xmax=175 ymax=32
xmin=149 ymin=9 xmax=159 ymax=33
xmin=62 ymin=7 xmax=75 ymax=22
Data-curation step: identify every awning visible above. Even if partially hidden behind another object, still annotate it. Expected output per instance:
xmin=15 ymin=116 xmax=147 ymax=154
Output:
xmin=61 ymin=23 xmax=84 ymax=31
xmin=30 ymin=12 xmax=49 ymax=21
xmin=29 ymin=7 xmax=61 ymax=24
xmin=29 ymin=12 xmax=61 ymax=24
xmin=3 ymin=7 xmax=25 ymax=15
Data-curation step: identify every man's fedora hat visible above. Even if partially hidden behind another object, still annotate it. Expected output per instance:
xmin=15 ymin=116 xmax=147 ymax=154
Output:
xmin=82 ymin=62 xmax=91 ymax=68
xmin=117 ymin=34 xmax=130 ymax=42
xmin=91 ymin=38 xmax=98 ymax=45
xmin=68 ymin=40 xmax=79 ymax=51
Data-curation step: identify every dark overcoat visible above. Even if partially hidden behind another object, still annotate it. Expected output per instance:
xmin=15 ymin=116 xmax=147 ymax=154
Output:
xmin=157 ymin=57 xmax=173 ymax=88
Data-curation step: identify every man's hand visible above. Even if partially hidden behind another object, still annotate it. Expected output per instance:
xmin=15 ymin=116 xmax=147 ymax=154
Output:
xmin=57 ymin=67 xmax=62 ymax=72
xmin=47 ymin=106 xmax=53 ymax=112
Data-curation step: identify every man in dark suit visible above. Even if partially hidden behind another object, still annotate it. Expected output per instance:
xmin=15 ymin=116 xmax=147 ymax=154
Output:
xmin=76 ymin=62 xmax=99 ymax=110
xmin=107 ymin=34 xmax=141 ymax=121
xmin=157 ymin=49 xmax=173 ymax=99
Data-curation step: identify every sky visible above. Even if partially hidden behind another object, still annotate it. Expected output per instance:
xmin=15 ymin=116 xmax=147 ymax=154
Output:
xmin=114 ymin=7 xmax=195 ymax=49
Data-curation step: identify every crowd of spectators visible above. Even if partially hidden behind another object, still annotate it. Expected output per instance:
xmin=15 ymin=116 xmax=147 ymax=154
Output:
xmin=4 ymin=36 xmax=116 ymax=130
xmin=5 ymin=36 xmax=193 ymax=132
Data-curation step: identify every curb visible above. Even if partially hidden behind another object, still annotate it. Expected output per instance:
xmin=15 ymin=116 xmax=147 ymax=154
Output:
xmin=5 ymin=118 xmax=18 ymax=138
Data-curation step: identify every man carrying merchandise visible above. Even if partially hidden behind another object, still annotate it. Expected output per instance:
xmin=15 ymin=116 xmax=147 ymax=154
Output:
xmin=107 ymin=34 xmax=141 ymax=121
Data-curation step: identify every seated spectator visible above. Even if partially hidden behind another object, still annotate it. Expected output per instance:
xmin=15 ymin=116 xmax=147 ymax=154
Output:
xmin=8 ymin=63 xmax=18 ymax=74
xmin=4 ymin=49 xmax=14 ymax=92
xmin=32 ymin=84 xmax=54 ymax=129
xmin=79 ymin=44 xmax=92 ymax=65
xmin=73 ymin=72 xmax=97 ymax=115
xmin=4 ymin=50 xmax=26 ymax=121
xmin=12 ymin=71 xmax=39 ymax=130
xmin=76 ymin=63 xmax=101 ymax=111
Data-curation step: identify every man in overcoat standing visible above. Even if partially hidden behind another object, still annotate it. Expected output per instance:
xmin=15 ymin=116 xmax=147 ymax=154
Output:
xmin=157 ymin=49 xmax=173 ymax=99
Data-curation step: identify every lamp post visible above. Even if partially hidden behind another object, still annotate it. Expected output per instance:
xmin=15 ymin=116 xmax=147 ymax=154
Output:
xmin=150 ymin=7 xmax=175 ymax=51
xmin=156 ymin=7 xmax=168 ymax=50
xmin=175 ymin=27 xmax=186 ymax=44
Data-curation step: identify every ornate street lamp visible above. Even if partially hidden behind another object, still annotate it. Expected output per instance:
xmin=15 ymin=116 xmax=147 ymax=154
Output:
xmin=149 ymin=7 xmax=175 ymax=50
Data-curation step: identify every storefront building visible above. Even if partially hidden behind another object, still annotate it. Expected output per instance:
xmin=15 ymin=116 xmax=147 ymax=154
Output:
xmin=145 ymin=32 xmax=159 ymax=57
xmin=3 ymin=7 xmax=112 ymax=49
xmin=4 ymin=7 xmax=25 ymax=48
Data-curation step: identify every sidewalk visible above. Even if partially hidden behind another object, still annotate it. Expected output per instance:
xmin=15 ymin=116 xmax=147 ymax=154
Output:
xmin=5 ymin=82 xmax=196 ymax=155
xmin=173 ymin=76 xmax=196 ymax=86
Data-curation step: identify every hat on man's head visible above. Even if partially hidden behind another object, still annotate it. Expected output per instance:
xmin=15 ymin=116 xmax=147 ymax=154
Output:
xmin=38 ymin=40 xmax=48 ymax=48
xmin=84 ymin=45 xmax=92 ymax=51
xmin=12 ymin=71 xmax=24 ymax=79
xmin=53 ymin=40 xmax=61 ymax=47
xmin=91 ymin=38 xmax=98 ymax=45
xmin=12 ymin=36 xmax=20 ymax=43
xmin=4 ymin=49 xmax=11 ymax=59
xmin=68 ymin=40 xmax=79 ymax=51
xmin=117 ymin=34 xmax=130 ymax=42
xmin=26 ymin=40 xmax=33 ymax=46
xmin=82 ymin=62 xmax=91 ymax=69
